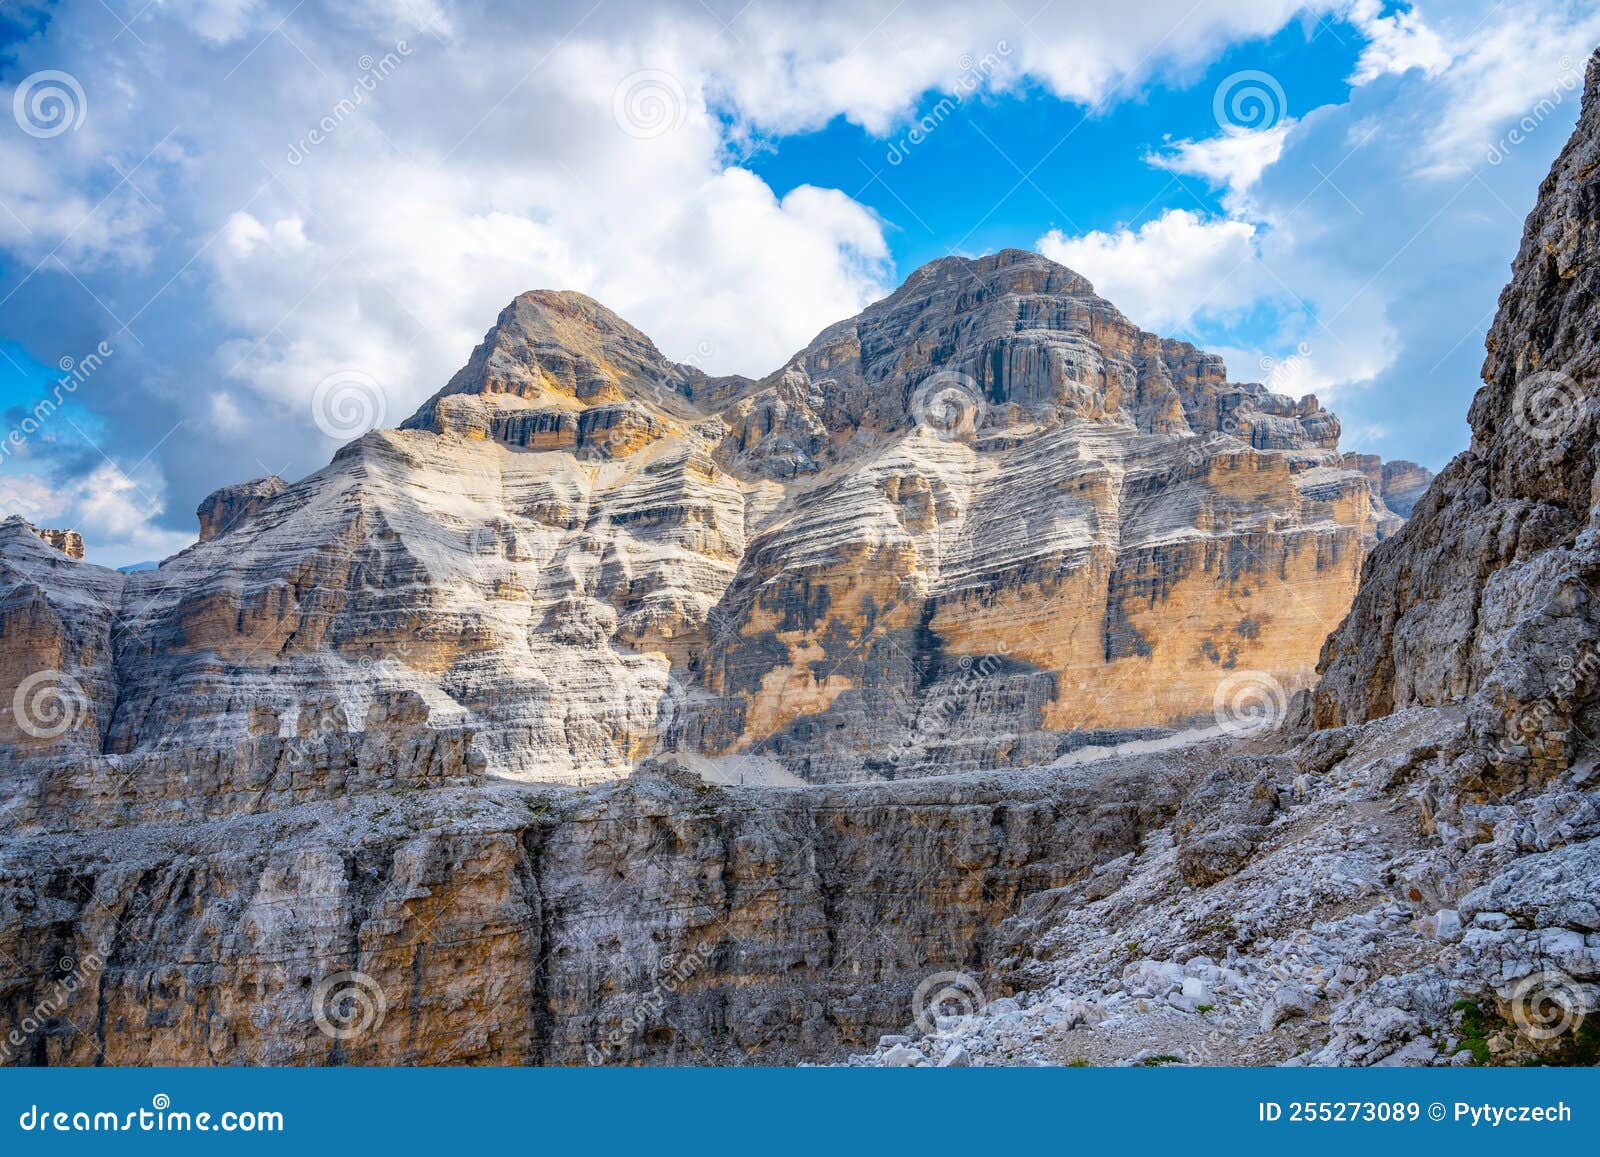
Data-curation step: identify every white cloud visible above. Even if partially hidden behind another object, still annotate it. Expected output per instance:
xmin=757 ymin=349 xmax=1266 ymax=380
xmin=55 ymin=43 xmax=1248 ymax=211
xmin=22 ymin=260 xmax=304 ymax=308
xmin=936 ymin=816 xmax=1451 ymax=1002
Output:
xmin=1037 ymin=209 xmax=1272 ymax=333
xmin=1408 ymin=6 xmax=1600 ymax=176
xmin=1148 ymin=122 xmax=1294 ymax=198
xmin=1345 ymin=0 xmax=1452 ymax=85
xmin=0 ymin=463 xmax=195 ymax=565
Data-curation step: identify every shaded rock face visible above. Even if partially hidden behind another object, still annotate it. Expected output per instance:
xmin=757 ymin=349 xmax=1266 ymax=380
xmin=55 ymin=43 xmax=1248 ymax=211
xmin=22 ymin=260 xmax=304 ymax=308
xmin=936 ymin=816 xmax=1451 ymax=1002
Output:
xmin=2 ymin=254 xmax=1414 ymax=794
xmin=196 ymin=476 xmax=287 ymax=543
xmin=0 ymin=754 xmax=1193 ymax=1065
xmin=1312 ymin=51 xmax=1600 ymax=787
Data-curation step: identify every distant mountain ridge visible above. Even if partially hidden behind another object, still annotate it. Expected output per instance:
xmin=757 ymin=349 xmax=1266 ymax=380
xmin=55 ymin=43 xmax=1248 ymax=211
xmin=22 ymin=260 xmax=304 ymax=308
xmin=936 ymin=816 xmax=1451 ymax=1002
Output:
xmin=1 ymin=248 xmax=1426 ymax=810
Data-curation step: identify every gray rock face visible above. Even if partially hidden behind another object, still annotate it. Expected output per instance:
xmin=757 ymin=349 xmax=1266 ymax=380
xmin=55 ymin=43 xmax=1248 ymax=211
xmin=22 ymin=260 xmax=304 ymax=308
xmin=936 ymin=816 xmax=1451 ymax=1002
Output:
xmin=1 ymin=253 xmax=1413 ymax=795
xmin=1314 ymin=49 xmax=1600 ymax=778
xmin=0 ymin=751 xmax=1192 ymax=1065
xmin=196 ymin=476 xmax=287 ymax=542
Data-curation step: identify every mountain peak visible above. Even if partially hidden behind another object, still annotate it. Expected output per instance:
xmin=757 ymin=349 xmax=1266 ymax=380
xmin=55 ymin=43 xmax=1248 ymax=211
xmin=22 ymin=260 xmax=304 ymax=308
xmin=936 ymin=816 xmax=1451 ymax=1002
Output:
xmin=403 ymin=287 xmax=696 ymax=430
xmin=893 ymin=247 xmax=1098 ymax=302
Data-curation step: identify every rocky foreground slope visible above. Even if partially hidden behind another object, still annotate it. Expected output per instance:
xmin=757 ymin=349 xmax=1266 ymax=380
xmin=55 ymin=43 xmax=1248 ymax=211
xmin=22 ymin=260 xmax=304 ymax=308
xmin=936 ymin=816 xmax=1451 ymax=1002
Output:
xmin=4 ymin=52 xmax=1598 ymax=1066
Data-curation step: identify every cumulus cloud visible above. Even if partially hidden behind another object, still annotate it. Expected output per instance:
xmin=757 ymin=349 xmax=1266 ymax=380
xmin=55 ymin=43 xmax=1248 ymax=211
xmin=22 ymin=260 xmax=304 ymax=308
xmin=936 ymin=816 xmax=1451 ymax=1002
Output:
xmin=1147 ymin=123 xmax=1294 ymax=199
xmin=1037 ymin=210 xmax=1272 ymax=333
xmin=1345 ymin=0 xmax=1452 ymax=85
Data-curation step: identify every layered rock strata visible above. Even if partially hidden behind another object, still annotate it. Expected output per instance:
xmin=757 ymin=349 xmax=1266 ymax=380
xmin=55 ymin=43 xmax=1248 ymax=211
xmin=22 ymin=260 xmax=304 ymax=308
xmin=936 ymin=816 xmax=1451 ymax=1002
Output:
xmin=1 ymin=255 xmax=1419 ymax=793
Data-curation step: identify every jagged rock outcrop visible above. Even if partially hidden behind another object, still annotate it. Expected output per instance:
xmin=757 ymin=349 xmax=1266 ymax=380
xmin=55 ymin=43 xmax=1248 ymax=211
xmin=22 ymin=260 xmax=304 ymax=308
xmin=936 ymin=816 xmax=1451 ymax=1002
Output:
xmin=196 ymin=476 xmax=287 ymax=542
xmin=1 ymin=254 xmax=1418 ymax=794
xmin=27 ymin=526 xmax=83 ymax=560
xmin=1312 ymin=50 xmax=1600 ymax=786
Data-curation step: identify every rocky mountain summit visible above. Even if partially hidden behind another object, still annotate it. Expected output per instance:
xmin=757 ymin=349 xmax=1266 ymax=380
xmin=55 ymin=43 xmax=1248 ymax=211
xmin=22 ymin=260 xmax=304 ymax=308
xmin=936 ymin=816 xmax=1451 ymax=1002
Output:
xmin=1 ymin=247 xmax=1416 ymax=811
xmin=6 ymin=51 xmax=1600 ymax=1069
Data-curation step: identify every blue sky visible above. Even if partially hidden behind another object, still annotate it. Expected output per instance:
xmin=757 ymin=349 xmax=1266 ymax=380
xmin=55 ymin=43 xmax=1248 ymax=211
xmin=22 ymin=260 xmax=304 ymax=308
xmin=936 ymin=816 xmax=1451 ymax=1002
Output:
xmin=746 ymin=21 xmax=1360 ymax=267
xmin=0 ymin=0 xmax=1597 ymax=565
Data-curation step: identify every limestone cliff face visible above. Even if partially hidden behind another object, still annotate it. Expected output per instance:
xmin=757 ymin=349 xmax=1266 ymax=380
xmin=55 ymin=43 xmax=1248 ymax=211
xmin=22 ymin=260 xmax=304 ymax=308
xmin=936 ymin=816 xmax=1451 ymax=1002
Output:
xmin=0 ymin=753 xmax=1195 ymax=1064
xmin=1312 ymin=50 xmax=1600 ymax=784
xmin=196 ymin=477 xmax=287 ymax=543
xmin=0 ymin=253 xmax=1418 ymax=795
